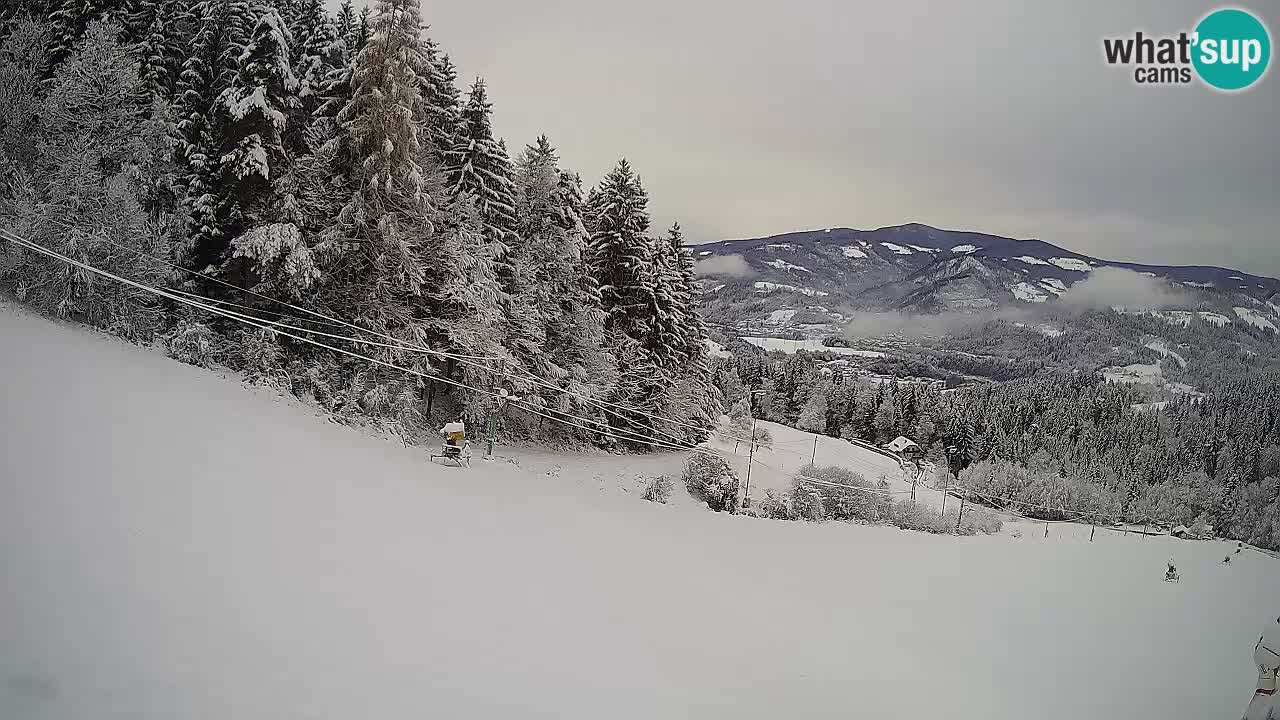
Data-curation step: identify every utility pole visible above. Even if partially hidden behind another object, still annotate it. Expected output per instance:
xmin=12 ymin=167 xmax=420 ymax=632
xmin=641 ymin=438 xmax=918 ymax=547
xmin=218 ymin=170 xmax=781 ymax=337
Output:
xmin=956 ymin=493 xmax=966 ymax=532
xmin=743 ymin=414 xmax=757 ymax=510
xmin=811 ymin=435 xmax=818 ymax=467
xmin=742 ymin=389 xmax=764 ymax=510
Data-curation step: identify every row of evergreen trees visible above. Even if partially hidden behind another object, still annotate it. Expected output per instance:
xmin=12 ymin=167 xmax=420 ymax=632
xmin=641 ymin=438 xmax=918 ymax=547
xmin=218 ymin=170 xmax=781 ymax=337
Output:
xmin=0 ymin=0 xmax=718 ymax=446
xmin=712 ymin=351 xmax=1280 ymax=549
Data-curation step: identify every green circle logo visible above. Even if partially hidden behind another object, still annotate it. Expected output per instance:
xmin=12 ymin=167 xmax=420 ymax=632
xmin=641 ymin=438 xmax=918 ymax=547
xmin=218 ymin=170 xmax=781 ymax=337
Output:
xmin=1192 ymin=8 xmax=1271 ymax=91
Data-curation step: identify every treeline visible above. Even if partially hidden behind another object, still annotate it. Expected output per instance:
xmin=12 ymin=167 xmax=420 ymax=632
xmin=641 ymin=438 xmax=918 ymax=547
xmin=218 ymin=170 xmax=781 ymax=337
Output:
xmin=0 ymin=0 xmax=718 ymax=446
xmin=934 ymin=309 xmax=1280 ymax=391
xmin=712 ymin=351 xmax=1280 ymax=549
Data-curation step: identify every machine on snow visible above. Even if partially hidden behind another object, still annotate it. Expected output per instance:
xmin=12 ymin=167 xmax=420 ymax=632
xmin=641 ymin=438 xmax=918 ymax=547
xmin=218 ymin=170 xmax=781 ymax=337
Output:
xmin=1242 ymin=617 xmax=1280 ymax=720
xmin=1164 ymin=560 xmax=1180 ymax=583
xmin=431 ymin=421 xmax=471 ymax=467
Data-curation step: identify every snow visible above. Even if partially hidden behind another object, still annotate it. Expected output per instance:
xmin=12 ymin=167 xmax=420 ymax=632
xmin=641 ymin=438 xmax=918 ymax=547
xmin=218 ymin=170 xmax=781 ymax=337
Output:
xmin=1140 ymin=272 xmax=1158 ymax=277
xmin=1183 ymin=281 xmax=1215 ymax=288
xmin=703 ymin=338 xmax=733 ymax=359
xmin=708 ymin=283 xmax=725 ymax=293
xmin=1229 ymin=276 xmax=1244 ymax=281
xmin=1104 ymin=363 xmax=1164 ymax=385
xmin=907 ymin=245 xmax=939 ymax=254
xmin=1138 ymin=311 xmax=1231 ymax=328
xmin=1012 ymin=322 xmax=1063 ymax=337
xmin=1011 ymin=282 xmax=1048 ymax=303
xmin=1199 ymin=312 xmax=1231 ymax=327
xmin=740 ymin=336 xmax=886 ymax=358
xmin=1145 ymin=340 xmax=1188 ymax=368
xmin=1234 ymin=307 xmax=1278 ymax=332
xmin=1039 ymin=278 xmax=1068 ymax=295
xmin=840 ymin=246 xmax=868 ymax=259
xmin=698 ymin=251 xmax=713 ymax=256
xmin=879 ymin=242 xmax=913 ymax=255
xmin=765 ymin=309 xmax=797 ymax=325
xmin=2 ymin=302 xmax=1276 ymax=720
xmin=764 ymin=259 xmax=810 ymax=273
xmin=752 ymin=281 xmax=828 ymax=297
xmin=766 ymin=243 xmax=796 ymax=251
xmin=1049 ymin=257 xmax=1092 ymax=273
xmin=950 ymin=244 xmax=979 ymax=253
xmin=1014 ymin=255 xmax=1050 ymax=266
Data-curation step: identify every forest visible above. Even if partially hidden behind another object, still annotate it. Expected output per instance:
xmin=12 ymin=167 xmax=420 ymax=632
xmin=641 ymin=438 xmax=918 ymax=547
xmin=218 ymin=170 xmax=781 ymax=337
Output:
xmin=0 ymin=0 xmax=719 ymax=447
xmin=712 ymin=348 xmax=1280 ymax=549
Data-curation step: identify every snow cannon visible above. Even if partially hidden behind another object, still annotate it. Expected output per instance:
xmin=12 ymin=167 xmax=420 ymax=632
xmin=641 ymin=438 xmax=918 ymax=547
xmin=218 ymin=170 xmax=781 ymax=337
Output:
xmin=1243 ymin=619 xmax=1280 ymax=720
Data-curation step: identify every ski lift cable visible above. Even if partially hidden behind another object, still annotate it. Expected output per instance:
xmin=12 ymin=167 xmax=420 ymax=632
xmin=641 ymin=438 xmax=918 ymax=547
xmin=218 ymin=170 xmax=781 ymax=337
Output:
xmin=0 ymin=231 xmax=1190 ymax=528
xmin=0 ymin=230 xmax=717 ymax=457
xmin=64 ymin=228 xmax=755 ymax=447
xmin=39 ymin=228 xmax=501 ymax=362
xmin=0 ymin=231 xmax=494 ymax=396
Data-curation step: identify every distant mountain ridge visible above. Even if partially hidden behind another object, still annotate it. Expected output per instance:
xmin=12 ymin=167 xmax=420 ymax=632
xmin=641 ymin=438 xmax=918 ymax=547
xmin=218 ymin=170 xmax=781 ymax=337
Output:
xmin=694 ymin=223 xmax=1280 ymax=335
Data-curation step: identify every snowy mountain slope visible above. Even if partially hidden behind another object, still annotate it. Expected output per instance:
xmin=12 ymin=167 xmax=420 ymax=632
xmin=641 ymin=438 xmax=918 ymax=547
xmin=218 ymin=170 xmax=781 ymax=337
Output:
xmin=696 ymin=223 xmax=1280 ymax=332
xmin=2 ymin=301 xmax=1277 ymax=720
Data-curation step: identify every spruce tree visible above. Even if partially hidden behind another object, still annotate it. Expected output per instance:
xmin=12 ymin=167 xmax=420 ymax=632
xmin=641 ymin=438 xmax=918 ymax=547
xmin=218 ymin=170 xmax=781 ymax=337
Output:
xmin=419 ymin=34 xmax=460 ymax=163
xmin=589 ymin=159 xmax=654 ymax=343
xmin=511 ymin=135 xmax=616 ymax=418
xmin=131 ymin=0 xmax=185 ymax=102
xmin=355 ymin=5 xmax=369 ymax=50
xmin=173 ymin=0 xmax=254 ymax=273
xmin=289 ymin=0 xmax=343 ymax=126
xmin=214 ymin=3 xmax=299 ymax=271
xmin=446 ymin=78 xmax=517 ymax=279
xmin=47 ymin=0 xmax=134 ymax=68
xmin=334 ymin=0 xmax=356 ymax=47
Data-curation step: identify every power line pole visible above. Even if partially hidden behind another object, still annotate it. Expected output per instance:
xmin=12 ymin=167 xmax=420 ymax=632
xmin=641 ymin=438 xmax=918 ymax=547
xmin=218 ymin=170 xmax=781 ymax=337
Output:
xmin=956 ymin=493 xmax=966 ymax=532
xmin=743 ymin=414 xmax=757 ymax=510
xmin=811 ymin=434 xmax=818 ymax=467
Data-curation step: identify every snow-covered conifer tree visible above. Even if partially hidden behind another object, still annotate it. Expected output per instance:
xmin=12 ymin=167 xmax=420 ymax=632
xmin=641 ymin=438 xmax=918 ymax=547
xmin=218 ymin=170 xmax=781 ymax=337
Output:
xmin=445 ymin=78 xmax=517 ymax=279
xmin=173 ymin=0 xmax=254 ymax=273
xmin=589 ymin=159 xmax=655 ymax=344
xmin=213 ymin=5 xmax=299 ymax=280
xmin=131 ymin=0 xmax=185 ymax=102
xmin=2 ymin=20 xmax=169 ymax=339
xmin=419 ymin=33 xmax=460 ymax=163
xmin=334 ymin=0 xmax=356 ymax=47
xmin=288 ymin=0 xmax=343 ymax=128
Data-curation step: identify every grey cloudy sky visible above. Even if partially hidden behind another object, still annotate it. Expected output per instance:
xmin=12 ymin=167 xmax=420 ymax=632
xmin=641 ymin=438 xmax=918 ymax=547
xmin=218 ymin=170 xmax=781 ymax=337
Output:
xmin=386 ymin=1 xmax=1277 ymax=275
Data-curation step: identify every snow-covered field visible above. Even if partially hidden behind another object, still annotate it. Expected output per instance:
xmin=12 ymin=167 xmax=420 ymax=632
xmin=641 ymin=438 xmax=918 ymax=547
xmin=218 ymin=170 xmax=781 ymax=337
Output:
xmin=739 ymin=336 xmax=886 ymax=357
xmin=1235 ymin=307 xmax=1278 ymax=332
xmin=2 ymin=301 xmax=1277 ymax=720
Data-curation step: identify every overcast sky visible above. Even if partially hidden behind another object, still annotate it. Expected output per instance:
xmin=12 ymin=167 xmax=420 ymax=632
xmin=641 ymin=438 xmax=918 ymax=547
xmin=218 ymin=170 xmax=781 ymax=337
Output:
xmin=364 ymin=1 xmax=1278 ymax=276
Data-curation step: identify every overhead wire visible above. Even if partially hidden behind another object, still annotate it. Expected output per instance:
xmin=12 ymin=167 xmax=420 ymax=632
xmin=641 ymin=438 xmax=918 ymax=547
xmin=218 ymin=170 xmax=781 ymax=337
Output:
xmin=44 ymin=229 xmax=756 ymax=448
xmin=0 ymin=228 xmax=1183 ymax=532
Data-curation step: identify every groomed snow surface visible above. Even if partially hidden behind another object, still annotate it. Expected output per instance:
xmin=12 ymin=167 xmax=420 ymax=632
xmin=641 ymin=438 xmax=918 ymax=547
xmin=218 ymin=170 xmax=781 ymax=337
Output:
xmin=2 ymin=302 xmax=1277 ymax=720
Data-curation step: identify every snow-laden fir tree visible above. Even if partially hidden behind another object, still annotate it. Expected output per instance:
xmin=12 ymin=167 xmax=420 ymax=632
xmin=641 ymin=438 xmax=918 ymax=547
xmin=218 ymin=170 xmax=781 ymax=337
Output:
xmin=445 ymin=78 xmax=517 ymax=280
xmin=419 ymin=32 xmax=460 ymax=164
xmin=509 ymin=135 xmax=617 ymax=425
xmin=649 ymin=223 xmax=686 ymax=370
xmin=46 ymin=0 xmax=134 ymax=68
xmin=131 ymin=0 xmax=186 ymax=102
xmin=334 ymin=0 xmax=356 ymax=47
xmin=214 ymin=5 xmax=300 ymax=283
xmin=354 ymin=5 xmax=370 ymax=50
xmin=0 ymin=19 xmax=50 ymax=174
xmin=288 ymin=0 xmax=344 ymax=131
xmin=173 ymin=0 xmax=254 ymax=274
xmin=1 ymin=20 xmax=170 ymax=340
xmin=589 ymin=159 xmax=655 ymax=346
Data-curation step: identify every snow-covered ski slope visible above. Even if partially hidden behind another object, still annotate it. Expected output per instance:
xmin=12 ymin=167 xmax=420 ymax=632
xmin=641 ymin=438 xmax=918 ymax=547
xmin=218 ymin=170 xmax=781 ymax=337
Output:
xmin=2 ymin=301 xmax=1277 ymax=720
